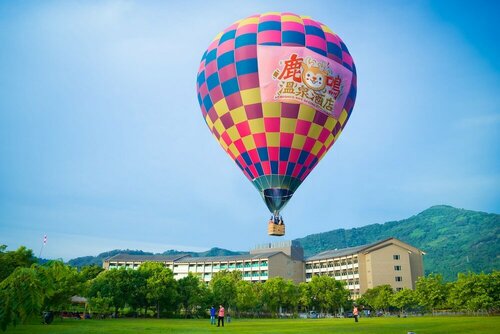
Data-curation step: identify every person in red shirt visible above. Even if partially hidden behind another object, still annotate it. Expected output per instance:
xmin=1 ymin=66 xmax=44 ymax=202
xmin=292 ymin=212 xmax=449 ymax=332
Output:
xmin=217 ymin=305 xmax=225 ymax=327
xmin=353 ymin=305 xmax=359 ymax=322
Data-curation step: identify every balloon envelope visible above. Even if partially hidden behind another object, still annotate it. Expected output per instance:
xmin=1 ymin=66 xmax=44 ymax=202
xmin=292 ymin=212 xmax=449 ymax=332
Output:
xmin=196 ymin=13 xmax=357 ymax=216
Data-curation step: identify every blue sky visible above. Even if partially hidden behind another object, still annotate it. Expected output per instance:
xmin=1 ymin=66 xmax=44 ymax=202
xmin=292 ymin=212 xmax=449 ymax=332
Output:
xmin=1 ymin=1 xmax=498 ymax=260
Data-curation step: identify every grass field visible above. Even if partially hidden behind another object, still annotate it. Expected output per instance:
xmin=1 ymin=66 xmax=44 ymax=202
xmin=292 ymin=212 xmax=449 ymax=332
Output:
xmin=6 ymin=316 xmax=500 ymax=334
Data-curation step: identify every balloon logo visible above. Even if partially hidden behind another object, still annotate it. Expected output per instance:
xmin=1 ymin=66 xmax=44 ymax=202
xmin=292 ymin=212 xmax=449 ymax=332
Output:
xmin=196 ymin=13 xmax=357 ymax=236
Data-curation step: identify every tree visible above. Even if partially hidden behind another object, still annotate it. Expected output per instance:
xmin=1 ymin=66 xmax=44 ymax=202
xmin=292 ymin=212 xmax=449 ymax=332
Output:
xmin=448 ymin=271 xmax=499 ymax=313
xmin=42 ymin=261 xmax=81 ymax=312
xmin=145 ymin=266 xmax=177 ymax=318
xmin=261 ymin=277 xmax=299 ymax=315
xmin=126 ymin=269 xmax=148 ymax=315
xmin=297 ymin=282 xmax=312 ymax=311
xmin=177 ymin=273 xmax=206 ymax=317
xmin=88 ymin=292 xmax=113 ymax=317
xmin=362 ymin=285 xmax=394 ymax=312
xmin=209 ymin=270 xmax=240 ymax=310
xmin=415 ymin=274 xmax=448 ymax=313
xmin=0 ymin=266 xmax=48 ymax=331
xmin=87 ymin=268 xmax=135 ymax=314
xmin=391 ymin=288 xmax=417 ymax=314
xmin=0 ymin=246 xmax=36 ymax=282
xmin=284 ymin=279 xmax=301 ymax=315
xmin=308 ymin=275 xmax=349 ymax=314
xmin=79 ymin=265 xmax=104 ymax=282
xmin=235 ymin=280 xmax=259 ymax=314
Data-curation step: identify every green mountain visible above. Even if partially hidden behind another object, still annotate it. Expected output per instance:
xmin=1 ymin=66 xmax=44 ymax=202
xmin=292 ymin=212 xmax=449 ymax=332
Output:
xmin=294 ymin=205 xmax=500 ymax=281
xmin=162 ymin=247 xmax=246 ymax=258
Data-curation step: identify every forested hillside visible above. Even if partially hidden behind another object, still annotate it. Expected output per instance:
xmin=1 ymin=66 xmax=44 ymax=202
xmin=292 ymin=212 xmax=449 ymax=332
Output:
xmin=295 ymin=205 xmax=499 ymax=281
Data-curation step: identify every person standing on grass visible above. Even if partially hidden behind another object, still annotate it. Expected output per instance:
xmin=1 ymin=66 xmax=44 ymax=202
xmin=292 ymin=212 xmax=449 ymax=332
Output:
xmin=353 ymin=305 xmax=359 ymax=322
xmin=217 ymin=305 xmax=225 ymax=327
xmin=210 ymin=306 xmax=216 ymax=325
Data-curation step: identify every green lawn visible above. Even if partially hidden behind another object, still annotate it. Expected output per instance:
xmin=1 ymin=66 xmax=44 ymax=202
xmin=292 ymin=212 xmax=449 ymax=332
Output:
xmin=6 ymin=316 xmax=500 ymax=334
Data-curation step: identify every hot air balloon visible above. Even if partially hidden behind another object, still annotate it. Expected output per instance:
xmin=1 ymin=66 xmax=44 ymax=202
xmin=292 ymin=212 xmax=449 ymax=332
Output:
xmin=196 ymin=13 xmax=357 ymax=236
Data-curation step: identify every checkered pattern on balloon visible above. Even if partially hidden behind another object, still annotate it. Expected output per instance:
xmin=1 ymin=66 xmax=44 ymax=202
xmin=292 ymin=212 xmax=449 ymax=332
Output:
xmin=196 ymin=13 xmax=357 ymax=235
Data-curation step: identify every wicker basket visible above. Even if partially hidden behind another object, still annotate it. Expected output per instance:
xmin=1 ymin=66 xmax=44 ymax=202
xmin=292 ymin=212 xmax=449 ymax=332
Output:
xmin=268 ymin=221 xmax=285 ymax=236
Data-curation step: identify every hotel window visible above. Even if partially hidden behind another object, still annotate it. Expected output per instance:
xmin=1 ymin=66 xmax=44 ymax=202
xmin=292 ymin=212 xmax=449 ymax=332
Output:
xmin=394 ymin=265 xmax=401 ymax=271
xmin=393 ymin=254 xmax=400 ymax=260
xmin=395 ymin=276 xmax=403 ymax=282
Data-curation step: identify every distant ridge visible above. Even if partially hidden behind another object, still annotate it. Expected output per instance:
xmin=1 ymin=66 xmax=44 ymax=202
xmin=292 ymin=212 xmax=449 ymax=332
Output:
xmin=162 ymin=247 xmax=246 ymax=258
xmin=294 ymin=205 xmax=499 ymax=281
xmin=67 ymin=205 xmax=499 ymax=281
xmin=67 ymin=248 xmax=246 ymax=268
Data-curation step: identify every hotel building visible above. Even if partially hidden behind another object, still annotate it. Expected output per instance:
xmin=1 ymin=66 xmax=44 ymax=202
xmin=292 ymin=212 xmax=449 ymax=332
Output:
xmin=103 ymin=238 xmax=424 ymax=295
xmin=104 ymin=241 xmax=304 ymax=284
xmin=304 ymin=238 xmax=425 ymax=298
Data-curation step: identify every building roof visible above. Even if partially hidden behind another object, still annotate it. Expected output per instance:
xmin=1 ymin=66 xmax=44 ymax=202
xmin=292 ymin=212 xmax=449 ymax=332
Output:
xmin=105 ymin=251 xmax=284 ymax=264
xmin=105 ymin=238 xmax=423 ymax=264
xmin=174 ymin=251 xmax=283 ymax=263
xmin=306 ymin=244 xmax=370 ymax=261
xmin=105 ymin=253 xmax=191 ymax=262
xmin=305 ymin=237 xmax=424 ymax=261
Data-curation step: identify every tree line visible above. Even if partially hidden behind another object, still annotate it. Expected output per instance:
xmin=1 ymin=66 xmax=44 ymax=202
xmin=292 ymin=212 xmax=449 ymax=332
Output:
xmin=1 ymin=245 xmax=499 ymax=331
xmin=359 ymin=272 xmax=500 ymax=315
